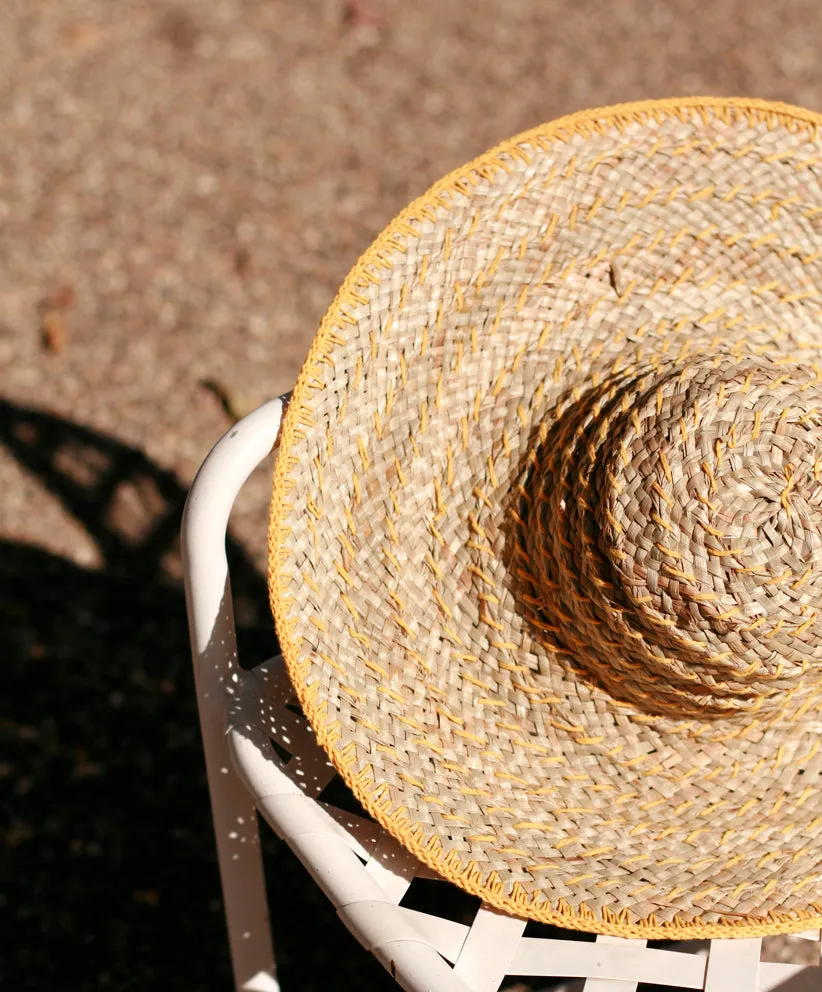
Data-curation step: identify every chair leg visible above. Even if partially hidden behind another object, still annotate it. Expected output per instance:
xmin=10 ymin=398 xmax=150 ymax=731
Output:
xmin=205 ymin=704 xmax=278 ymax=992
xmin=192 ymin=577 xmax=279 ymax=992
xmin=182 ymin=399 xmax=287 ymax=991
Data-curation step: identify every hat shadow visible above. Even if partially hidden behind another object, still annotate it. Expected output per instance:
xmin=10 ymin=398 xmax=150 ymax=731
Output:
xmin=1 ymin=399 xmax=391 ymax=991
xmin=497 ymin=381 xmax=631 ymax=699
xmin=497 ymin=376 xmax=702 ymax=722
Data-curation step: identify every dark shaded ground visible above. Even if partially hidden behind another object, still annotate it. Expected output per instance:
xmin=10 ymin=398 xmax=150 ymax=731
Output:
xmin=1 ymin=400 xmax=389 ymax=990
xmin=0 ymin=398 xmax=621 ymax=992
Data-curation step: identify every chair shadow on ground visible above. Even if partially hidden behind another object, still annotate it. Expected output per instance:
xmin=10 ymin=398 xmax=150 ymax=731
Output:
xmin=8 ymin=399 xmax=814 ymax=992
xmin=1 ymin=399 xmax=391 ymax=992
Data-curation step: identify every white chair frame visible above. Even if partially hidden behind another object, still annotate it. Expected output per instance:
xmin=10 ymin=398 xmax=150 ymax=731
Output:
xmin=182 ymin=396 xmax=822 ymax=992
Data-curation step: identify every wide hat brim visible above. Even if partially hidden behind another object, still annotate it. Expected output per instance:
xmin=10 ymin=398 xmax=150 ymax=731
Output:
xmin=269 ymin=98 xmax=822 ymax=937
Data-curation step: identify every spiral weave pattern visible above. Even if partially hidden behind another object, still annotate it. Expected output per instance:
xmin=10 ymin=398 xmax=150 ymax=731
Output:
xmin=523 ymin=358 xmax=822 ymax=718
xmin=269 ymin=99 xmax=822 ymax=937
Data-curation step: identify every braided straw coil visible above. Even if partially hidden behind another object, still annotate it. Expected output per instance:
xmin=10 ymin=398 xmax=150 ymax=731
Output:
xmin=269 ymin=98 xmax=822 ymax=937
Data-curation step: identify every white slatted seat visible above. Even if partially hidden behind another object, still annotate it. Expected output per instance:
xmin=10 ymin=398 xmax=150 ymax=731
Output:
xmin=182 ymin=396 xmax=822 ymax=992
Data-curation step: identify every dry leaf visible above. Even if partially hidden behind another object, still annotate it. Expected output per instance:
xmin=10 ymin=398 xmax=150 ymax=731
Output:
xmin=41 ymin=310 xmax=67 ymax=353
xmin=39 ymin=284 xmax=75 ymax=353
xmin=234 ymin=246 xmax=251 ymax=276
xmin=343 ymin=0 xmax=385 ymax=28
xmin=201 ymin=378 xmax=256 ymax=423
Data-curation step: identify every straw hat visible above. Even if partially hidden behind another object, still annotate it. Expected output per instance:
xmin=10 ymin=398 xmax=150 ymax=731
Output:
xmin=269 ymin=98 xmax=822 ymax=938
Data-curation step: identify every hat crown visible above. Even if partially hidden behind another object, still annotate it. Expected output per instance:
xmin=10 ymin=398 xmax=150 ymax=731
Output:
xmin=524 ymin=355 xmax=822 ymax=719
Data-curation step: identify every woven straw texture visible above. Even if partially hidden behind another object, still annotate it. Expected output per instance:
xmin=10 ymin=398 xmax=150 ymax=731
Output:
xmin=269 ymin=98 xmax=822 ymax=937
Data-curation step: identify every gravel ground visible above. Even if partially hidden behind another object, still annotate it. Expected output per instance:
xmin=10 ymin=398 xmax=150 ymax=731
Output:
xmin=5 ymin=1 xmax=822 ymax=989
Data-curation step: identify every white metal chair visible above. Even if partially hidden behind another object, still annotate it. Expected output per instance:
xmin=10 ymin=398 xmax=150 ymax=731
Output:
xmin=182 ymin=396 xmax=822 ymax=992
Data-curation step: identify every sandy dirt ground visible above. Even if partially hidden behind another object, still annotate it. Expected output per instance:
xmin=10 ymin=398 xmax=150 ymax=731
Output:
xmin=4 ymin=1 xmax=822 ymax=988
